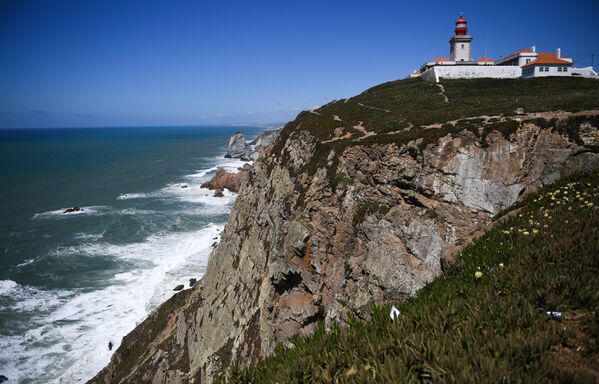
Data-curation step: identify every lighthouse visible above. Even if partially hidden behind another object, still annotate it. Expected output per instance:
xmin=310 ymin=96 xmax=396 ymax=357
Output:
xmin=449 ymin=13 xmax=472 ymax=62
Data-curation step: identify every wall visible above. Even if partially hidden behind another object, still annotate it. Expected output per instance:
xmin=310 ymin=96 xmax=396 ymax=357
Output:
xmin=423 ymin=66 xmax=522 ymax=82
xmin=527 ymin=65 xmax=572 ymax=78
xmin=571 ymin=67 xmax=599 ymax=78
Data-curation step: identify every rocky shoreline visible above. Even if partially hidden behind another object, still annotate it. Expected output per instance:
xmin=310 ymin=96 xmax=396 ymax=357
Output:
xmin=88 ymin=78 xmax=599 ymax=384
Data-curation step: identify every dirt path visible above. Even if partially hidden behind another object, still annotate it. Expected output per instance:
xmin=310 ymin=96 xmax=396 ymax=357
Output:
xmin=358 ymin=103 xmax=391 ymax=113
xmin=309 ymin=109 xmax=321 ymax=115
xmin=422 ymin=109 xmax=599 ymax=130
xmin=321 ymin=132 xmax=353 ymax=143
xmin=353 ymin=121 xmax=377 ymax=140
xmin=436 ymin=83 xmax=449 ymax=103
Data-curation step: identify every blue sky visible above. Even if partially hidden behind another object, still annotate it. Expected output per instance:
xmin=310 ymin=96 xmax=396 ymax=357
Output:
xmin=1 ymin=0 xmax=598 ymax=128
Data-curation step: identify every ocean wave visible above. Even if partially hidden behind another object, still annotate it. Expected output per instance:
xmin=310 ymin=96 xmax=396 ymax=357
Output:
xmin=0 ymin=280 xmax=73 ymax=313
xmin=0 ymin=224 xmax=222 ymax=383
xmin=32 ymin=206 xmax=112 ymax=220
xmin=0 ymin=279 xmax=18 ymax=295
xmin=116 ymin=192 xmax=152 ymax=200
xmin=186 ymin=158 xmax=251 ymax=179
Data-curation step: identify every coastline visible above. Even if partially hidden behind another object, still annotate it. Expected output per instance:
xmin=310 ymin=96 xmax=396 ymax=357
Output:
xmin=0 ymin=127 xmax=263 ymax=383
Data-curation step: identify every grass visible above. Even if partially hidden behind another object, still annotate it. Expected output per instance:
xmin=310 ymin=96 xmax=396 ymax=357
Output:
xmin=225 ymin=171 xmax=599 ymax=383
xmin=267 ymin=77 xmax=599 ymax=204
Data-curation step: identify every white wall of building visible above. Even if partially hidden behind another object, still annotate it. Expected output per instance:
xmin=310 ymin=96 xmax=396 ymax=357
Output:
xmin=422 ymin=66 xmax=522 ymax=82
xmin=522 ymin=65 xmax=573 ymax=78
xmin=449 ymin=37 xmax=472 ymax=62
xmin=571 ymin=67 xmax=599 ymax=79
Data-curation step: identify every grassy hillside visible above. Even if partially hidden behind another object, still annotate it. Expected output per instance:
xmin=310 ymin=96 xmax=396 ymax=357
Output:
xmin=281 ymin=77 xmax=599 ymax=142
xmin=226 ymin=171 xmax=599 ymax=383
xmin=270 ymin=77 xmax=599 ymax=191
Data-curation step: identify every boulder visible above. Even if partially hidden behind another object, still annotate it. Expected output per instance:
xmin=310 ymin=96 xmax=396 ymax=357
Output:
xmin=201 ymin=167 xmax=251 ymax=194
xmin=189 ymin=278 xmax=197 ymax=287
xmin=225 ymin=133 xmax=249 ymax=159
xmin=173 ymin=284 xmax=184 ymax=292
xmin=224 ymin=130 xmax=280 ymax=160
xmin=63 ymin=207 xmax=81 ymax=214
xmin=0 ymin=375 xmax=8 ymax=383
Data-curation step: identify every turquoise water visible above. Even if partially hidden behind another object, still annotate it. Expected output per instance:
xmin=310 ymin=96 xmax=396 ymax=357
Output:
xmin=0 ymin=126 xmax=262 ymax=383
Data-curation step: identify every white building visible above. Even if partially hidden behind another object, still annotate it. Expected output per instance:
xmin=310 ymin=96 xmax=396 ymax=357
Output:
xmin=414 ymin=15 xmax=598 ymax=81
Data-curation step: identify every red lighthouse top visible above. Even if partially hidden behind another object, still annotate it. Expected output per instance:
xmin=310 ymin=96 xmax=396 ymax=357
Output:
xmin=454 ymin=13 xmax=468 ymax=35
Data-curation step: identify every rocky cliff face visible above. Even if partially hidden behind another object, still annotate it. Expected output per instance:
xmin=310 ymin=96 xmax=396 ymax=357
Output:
xmin=225 ymin=130 xmax=280 ymax=161
xmin=89 ymin=77 xmax=599 ymax=384
xmin=90 ymin=113 xmax=599 ymax=384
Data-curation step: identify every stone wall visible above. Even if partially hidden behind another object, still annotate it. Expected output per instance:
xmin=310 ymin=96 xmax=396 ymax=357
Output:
xmin=421 ymin=65 xmax=522 ymax=82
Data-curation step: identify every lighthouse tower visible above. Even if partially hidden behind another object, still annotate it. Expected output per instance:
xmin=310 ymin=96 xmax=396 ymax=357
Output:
xmin=449 ymin=13 xmax=472 ymax=62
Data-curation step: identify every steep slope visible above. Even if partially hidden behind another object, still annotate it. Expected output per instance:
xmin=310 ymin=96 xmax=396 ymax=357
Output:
xmin=231 ymin=171 xmax=599 ymax=383
xmin=90 ymin=77 xmax=599 ymax=384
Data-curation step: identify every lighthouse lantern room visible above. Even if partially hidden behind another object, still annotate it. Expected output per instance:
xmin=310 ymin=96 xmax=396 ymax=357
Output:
xmin=449 ymin=13 xmax=473 ymax=62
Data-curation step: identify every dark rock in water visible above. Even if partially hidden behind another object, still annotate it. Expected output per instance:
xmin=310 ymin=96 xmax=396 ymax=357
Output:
xmin=108 ymin=341 xmax=113 ymax=351
xmin=211 ymin=242 xmax=217 ymax=247
xmin=0 ymin=375 xmax=8 ymax=383
xmin=181 ymin=185 xmax=188 ymax=189
xmin=213 ymin=188 xmax=224 ymax=197
xmin=189 ymin=278 xmax=197 ymax=287
xmin=63 ymin=206 xmax=82 ymax=214
xmin=173 ymin=284 xmax=184 ymax=291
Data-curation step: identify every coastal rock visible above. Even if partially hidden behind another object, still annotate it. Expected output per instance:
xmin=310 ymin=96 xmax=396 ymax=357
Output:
xmin=63 ymin=207 xmax=81 ymax=213
xmin=224 ymin=130 xmax=280 ymax=161
xmin=172 ymin=285 xmax=184 ymax=292
xmin=0 ymin=375 xmax=8 ymax=383
xmin=201 ymin=167 xmax=250 ymax=194
xmin=89 ymin=107 xmax=599 ymax=383
xmin=189 ymin=279 xmax=197 ymax=287
xmin=225 ymin=133 xmax=248 ymax=159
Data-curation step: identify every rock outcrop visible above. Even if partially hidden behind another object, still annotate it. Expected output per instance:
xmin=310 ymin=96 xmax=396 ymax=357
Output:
xmin=201 ymin=164 xmax=251 ymax=196
xmin=90 ymin=74 xmax=599 ymax=384
xmin=225 ymin=130 xmax=280 ymax=161
xmin=90 ymin=113 xmax=599 ymax=384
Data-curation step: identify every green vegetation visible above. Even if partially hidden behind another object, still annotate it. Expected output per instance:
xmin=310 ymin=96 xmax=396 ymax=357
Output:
xmin=227 ymin=171 xmax=599 ymax=383
xmin=275 ymin=77 xmax=599 ymax=145
xmin=270 ymin=77 xmax=599 ymax=200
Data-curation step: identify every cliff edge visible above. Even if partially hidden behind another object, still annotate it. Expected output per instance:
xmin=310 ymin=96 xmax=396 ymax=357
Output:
xmin=89 ymin=77 xmax=599 ymax=384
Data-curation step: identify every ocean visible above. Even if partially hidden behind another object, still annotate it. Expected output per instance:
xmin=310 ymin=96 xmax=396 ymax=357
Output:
xmin=0 ymin=125 xmax=263 ymax=383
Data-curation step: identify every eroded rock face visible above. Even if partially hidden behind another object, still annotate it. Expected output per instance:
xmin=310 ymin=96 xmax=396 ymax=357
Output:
xmin=225 ymin=130 xmax=280 ymax=161
xmin=201 ymin=165 xmax=251 ymax=196
xmin=89 ymin=119 xmax=599 ymax=384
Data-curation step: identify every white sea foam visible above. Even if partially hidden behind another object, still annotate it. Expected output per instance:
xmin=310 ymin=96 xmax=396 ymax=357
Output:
xmin=3 ymin=155 xmax=245 ymax=382
xmin=186 ymin=158 xmax=250 ymax=179
xmin=32 ymin=206 xmax=112 ymax=220
xmin=0 ymin=279 xmax=18 ymax=295
xmin=116 ymin=192 xmax=152 ymax=200
xmin=0 ymin=224 xmax=221 ymax=383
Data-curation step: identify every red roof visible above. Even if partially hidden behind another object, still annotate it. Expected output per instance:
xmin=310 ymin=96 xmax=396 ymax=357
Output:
xmin=523 ymin=52 xmax=572 ymax=67
xmin=434 ymin=57 xmax=449 ymax=62
xmin=478 ymin=57 xmax=494 ymax=62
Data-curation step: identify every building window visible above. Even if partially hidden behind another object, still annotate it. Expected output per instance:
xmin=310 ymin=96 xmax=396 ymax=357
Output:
xmin=526 ymin=59 xmax=531 ymax=64
xmin=461 ymin=44 xmax=464 ymax=49
xmin=563 ymin=67 xmax=568 ymax=72
xmin=539 ymin=67 xmax=544 ymax=72
xmin=545 ymin=67 xmax=549 ymax=72
xmin=558 ymin=67 xmax=562 ymax=72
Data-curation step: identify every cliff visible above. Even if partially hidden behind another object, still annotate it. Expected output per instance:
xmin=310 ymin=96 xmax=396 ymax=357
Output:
xmin=89 ymin=77 xmax=599 ymax=384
